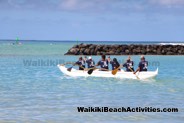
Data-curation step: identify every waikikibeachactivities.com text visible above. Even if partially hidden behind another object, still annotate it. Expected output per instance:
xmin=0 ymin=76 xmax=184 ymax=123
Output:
xmin=22 ymin=59 xmax=160 ymax=67
xmin=77 ymin=107 xmax=178 ymax=113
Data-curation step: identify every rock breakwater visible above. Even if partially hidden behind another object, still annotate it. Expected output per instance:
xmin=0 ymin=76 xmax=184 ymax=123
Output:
xmin=65 ymin=43 xmax=184 ymax=55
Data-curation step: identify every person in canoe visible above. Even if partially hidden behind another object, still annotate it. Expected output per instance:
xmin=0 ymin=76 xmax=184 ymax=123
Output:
xmin=134 ymin=55 xmax=148 ymax=74
xmin=96 ymin=55 xmax=109 ymax=71
xmin=123 ymin=56 xmax=134 ymax=72
xmin=108 ymin=57 xmax=120 ymax=70
xmin=75 ymin=57 xmax=86 ymax=70
xmin=86 ymin=56 xmax=95 ymax=68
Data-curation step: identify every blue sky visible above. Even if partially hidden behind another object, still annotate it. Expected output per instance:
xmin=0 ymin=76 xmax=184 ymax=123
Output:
xmin=0 ymin=0 xmax=184 ymax=41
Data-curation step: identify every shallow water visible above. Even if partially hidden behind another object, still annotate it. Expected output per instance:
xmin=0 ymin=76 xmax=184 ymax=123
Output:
xmin=0 ymin=41 xmax=184 ymax=122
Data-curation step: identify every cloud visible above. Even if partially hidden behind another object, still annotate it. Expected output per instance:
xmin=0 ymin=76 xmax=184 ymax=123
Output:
xmin=60 ymin=0 xmax=78 ymax=10
xmin=58 ymin=0 xmax=115 ymax=13
xmin=151 ymin=0 xmax=184 ymax=6
xmin=0 ymin=0 xmax=184 ymax=15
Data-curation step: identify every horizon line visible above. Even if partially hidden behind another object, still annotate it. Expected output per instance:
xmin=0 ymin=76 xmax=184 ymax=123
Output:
xmin=0 ymin=39 xmax=184 ymax=43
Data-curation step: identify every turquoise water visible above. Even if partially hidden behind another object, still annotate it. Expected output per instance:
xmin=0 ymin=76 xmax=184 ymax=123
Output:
xmin=0 ymin=41 xmax=184 ymax=123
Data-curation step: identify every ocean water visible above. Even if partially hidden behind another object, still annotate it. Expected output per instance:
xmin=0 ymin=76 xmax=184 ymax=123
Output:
xmin=0 ymin=41 xmax=184 ymax=123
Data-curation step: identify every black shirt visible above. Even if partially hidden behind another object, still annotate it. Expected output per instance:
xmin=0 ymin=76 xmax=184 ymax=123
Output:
xmin=110 ymin=61 xmax=120 ymax=70
xmin=86 ymin=59 xmax=95 ymax=68
xmin=97 ymin=60 xmax=109 ymax=70
xmin=123 ymin=61 xmax=134 ymax=72
xmin=76 ymin=60 xmax=85 ymax=70
xmin=138 ymin=60 xmax=148 ymax=71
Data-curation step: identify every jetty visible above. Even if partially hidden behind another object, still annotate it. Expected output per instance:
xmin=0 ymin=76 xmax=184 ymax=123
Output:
xmin=65 ymin=43 xmax=184 ymax=55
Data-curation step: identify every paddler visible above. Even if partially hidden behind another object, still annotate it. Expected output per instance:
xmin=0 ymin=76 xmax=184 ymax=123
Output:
xmin=108 ymin=57 xmax=120 ymax=70
xmin=134 ymin=55 xmax=148 ymax=74
xmin=123 ymin=56 xmax=134 ymax=72
xmin=96 ymin=55 xmax=109 ymax=71
xmin=75 ymin=57 xmax=85 ymax=70
xmin=86 ymin=56 xmax=95 ymax=68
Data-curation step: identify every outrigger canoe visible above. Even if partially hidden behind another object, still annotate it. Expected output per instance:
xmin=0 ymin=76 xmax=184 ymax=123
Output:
xmin=58 ymin=65 xmax=158 ymax=79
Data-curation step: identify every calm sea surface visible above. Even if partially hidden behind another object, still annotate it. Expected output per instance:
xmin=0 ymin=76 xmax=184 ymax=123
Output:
xmin=0 ymin=41 xmax=184 ymax=123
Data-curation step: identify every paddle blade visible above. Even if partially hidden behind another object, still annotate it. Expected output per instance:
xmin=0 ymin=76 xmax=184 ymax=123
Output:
xmin=87 ymin=69 xmax=94 ymax=75
xmin=67 ymin=67 xmax=73 ymax=72
xmin=112 ymin=68 xmax=119 ymax=75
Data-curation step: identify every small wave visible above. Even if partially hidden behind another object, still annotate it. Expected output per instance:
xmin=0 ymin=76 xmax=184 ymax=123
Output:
xmin=160 ymin=43 xmax=184 ymax=46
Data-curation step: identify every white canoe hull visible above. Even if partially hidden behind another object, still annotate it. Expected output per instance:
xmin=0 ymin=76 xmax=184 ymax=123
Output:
xmin=57 ymin=65 xmax=158 ymax=79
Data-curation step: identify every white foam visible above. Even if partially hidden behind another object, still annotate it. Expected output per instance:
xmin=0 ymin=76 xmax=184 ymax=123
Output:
xmin=160 ymin=43 xmax=184 ymax=46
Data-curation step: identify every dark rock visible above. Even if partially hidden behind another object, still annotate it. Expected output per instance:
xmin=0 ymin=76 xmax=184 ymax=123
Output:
xmin=153 ymin=49 xmax=157 ymax=53
xmin=178 ymin=50 xmax=182 ymax=54
xmin=108 ymin=50 xmax=115 ymax=55
xmin=125 ymin=49 xmax=129 ymax=54
xmin=90 ymin=48 xmax=95 ymax=55
xmin=102 ymin=46 xmax=109 ymax=52
xmin=146 ymin=48 xmax=152 ymax=53
xmin=83 ymin=49 xmax=90 ymax=55
xmin=97 ymin=51 xmax=101 ymax=55
xmin=79 ymin=44 xmax=88 ymax=48
xmin=68 ymin=48 xmax=79 ymax=54
xmin=80 ymin=48 xmax=85 ymax=53
xmin=157 ymin=49 xmax=162 ymax=55
xmin=79 ymin=52 xmax=84 ymax=55
xmin=166 ymin=51 xmax=174 ymax=55
xmin=89 ymin=44 xmax=96 ymax=49
xmin=146 ymin=53 xmax=153 ymax=55
xmin=161 ymin=50 xmax=166 ymax=55
xmin=73 ymin=45 xmax=79 ymax=48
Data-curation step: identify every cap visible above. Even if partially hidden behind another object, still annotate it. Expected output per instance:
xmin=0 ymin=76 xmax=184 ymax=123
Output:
xmin=140 ymin=55 xmax=145 ymax=59
xmin=127 ymin=56 xmax=131 ymax=60
xmin=88 ymin=56 xmax=92 ymax=59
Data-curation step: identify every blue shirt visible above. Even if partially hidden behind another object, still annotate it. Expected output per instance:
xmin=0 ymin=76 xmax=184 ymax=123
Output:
xmin=110 ymin=61 xmax=120 ymax=70
xmin=97 ymin=60 xmax=109 ymax=69
xmin=139 ymin=60 xmax=148 ymax=71
xmin=86 ymin=59 xmax=95 ymax=68
xmin=75 ymin=60 xmax=85 ymax=68
xmin=123 ymin=61 xmax=134 ymax=72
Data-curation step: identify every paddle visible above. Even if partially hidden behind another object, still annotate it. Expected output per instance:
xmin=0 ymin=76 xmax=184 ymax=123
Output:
xmin=59 ymin=62 xmax=74 ymax=66
xmin=112 ymin=65 xmax=121 ymax=75
xmin=112 ymin=59 xmax=127 ymax=75
xmin=67 ymin=64 xmax=86 ymax=72
xmin=88 ymin=68 xmax=94 ymax=75
xmin=58 ymin=62 xmax=75 ymax=72
xmin=129 ymin=67 xmax=140 ymax=79
xmin=87 ymin=67 xmax=96 ymax=75
xmin=88 ymin=67 xmax=109 ymax=75
xmin=67 ymin=65 xmax=75 ymax=72
xmin=57 ymin=62 xmax=75 ymax=72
